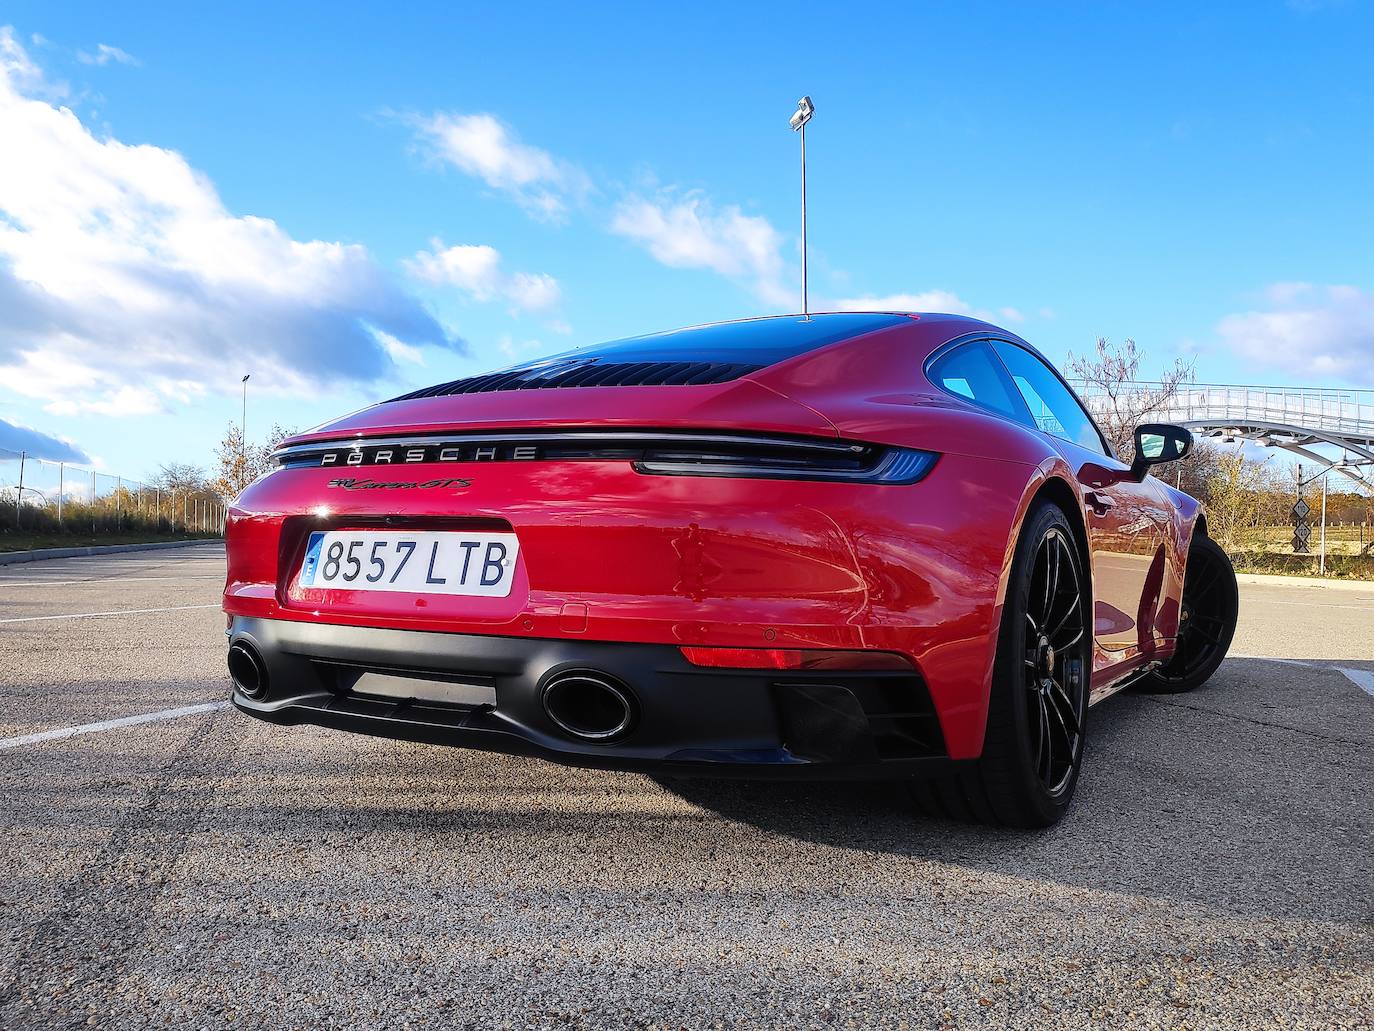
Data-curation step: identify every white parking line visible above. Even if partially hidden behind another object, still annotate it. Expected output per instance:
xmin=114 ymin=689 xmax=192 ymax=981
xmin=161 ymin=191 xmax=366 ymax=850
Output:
xmin=0 ymin=604 xmax=220 ymax=625
xmin=1244 ymin=599 xmax=1374 ymax=613
xmin=1232 ymin=656 xmax=1374 ymax=700
xmin=0 ymin=575 xmax=221 ymax=589
xmin=1338 ymin=668 xmax=1374 ymax=700
xmin=1231 ymin=655 xmax=1315 ymax=667
xmin=0 ymin=701 xmax=229 ymax=751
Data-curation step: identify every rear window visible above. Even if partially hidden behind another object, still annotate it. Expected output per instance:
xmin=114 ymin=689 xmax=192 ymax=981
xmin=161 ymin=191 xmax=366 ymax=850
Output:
xmin=530 ymin=313 xmax=909 ymax=368
xmin=390 ymin=313 xmax=910 ymax=401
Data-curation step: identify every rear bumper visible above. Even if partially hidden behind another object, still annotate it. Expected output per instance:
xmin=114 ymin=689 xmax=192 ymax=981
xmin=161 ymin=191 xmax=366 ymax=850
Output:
xmin=227 ymin=616 xmax=953 ymax=780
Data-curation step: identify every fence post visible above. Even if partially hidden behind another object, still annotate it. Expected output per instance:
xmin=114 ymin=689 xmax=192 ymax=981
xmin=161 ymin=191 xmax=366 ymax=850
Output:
xmin=1320 ymin=474 xmax=1328 ymax=576
xmin=15 ymin=451 xmax=24 ymax=525
xmin=91 ymin=471 xmax=96 ymax=533
xmin=116 ymin=475 xmax=122 ymax=531
xmin=58 ymin=463 xmax=64 ymax=527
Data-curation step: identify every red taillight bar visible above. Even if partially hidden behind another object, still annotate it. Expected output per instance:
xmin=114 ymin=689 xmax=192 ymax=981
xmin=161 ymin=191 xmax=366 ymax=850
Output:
xmin=678 ymin=647 xmax=914 ymax=671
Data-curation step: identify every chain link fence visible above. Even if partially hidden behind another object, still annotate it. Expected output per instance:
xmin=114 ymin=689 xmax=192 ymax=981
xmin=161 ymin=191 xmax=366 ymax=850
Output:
xmin=0 ymin=448 xmax=226 ymax=542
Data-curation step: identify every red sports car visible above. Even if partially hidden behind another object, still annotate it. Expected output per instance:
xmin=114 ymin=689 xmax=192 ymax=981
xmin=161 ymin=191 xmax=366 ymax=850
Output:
xmin=224 ymin=313 xmax=1238 ymax=827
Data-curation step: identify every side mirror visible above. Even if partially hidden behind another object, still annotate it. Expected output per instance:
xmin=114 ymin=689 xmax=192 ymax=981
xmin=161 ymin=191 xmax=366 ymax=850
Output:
xmin=1131 ymin=423 xmax=1193 ymax=480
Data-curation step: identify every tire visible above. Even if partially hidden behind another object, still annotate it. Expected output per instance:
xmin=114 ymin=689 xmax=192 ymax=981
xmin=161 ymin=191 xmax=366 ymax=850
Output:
xmin=910 ymin=501 xmax=1091 ymax=828
xmin=1139 ymin=533 xmax=1238 ymax=694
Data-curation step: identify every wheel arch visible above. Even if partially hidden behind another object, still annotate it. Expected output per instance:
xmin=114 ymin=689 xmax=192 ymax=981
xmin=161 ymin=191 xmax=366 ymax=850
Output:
xmin=1032 ymin=476 xmax=1092 ymax=577
xmin=946 ymin=461 xmax=1096 ymax=762
xmin=1002 ymin=471 xmax=1093 ymax=616
xmin=983 ymin=467 xmax=1094 ymax=729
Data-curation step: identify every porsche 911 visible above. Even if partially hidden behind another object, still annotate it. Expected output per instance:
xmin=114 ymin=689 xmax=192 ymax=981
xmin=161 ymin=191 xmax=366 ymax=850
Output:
xmin=223 ymin=313 xmax=1238 ymax=826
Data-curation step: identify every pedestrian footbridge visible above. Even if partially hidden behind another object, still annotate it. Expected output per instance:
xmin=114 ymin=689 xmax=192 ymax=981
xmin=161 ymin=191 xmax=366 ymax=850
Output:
xmin=1077 ymin=383 xmax=1374 ymax=492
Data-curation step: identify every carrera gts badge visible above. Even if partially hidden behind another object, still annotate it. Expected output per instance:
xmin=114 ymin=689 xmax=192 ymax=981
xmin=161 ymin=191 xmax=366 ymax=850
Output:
xmin=327 ymin=477 xmax=471 ymax=491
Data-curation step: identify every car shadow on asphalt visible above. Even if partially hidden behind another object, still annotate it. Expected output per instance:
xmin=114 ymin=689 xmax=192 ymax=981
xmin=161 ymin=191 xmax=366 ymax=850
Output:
xmin=172 ymin=657 xmax=1373 ymax=930
xmin=652 ymin=659 xmax=1374 ymax=927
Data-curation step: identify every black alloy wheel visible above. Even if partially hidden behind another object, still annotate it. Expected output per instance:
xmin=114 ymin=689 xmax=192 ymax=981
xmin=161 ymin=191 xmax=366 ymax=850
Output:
xmin=1021 ymin=525 xmax=1087 ymax=798
xmin=1141 ymin=533 xmax=1238 ymax=693
xmin=909 ymin=501 xmax=1091 ymax=828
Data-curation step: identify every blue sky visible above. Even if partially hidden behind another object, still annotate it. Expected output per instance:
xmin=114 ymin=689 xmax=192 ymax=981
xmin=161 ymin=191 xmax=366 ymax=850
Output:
xmin=2 ymin=0 xmax=1372 ymax=481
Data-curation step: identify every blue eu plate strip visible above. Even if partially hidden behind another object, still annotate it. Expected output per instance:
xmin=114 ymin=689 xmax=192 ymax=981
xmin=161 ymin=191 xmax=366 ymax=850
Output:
xmin=300 ymin=532 xmax=325 ymax=586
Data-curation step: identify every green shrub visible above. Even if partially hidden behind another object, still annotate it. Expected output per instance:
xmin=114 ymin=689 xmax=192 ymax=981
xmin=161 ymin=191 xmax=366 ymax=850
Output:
xmin=1228 ymin=550 xmax=1374 ymax=580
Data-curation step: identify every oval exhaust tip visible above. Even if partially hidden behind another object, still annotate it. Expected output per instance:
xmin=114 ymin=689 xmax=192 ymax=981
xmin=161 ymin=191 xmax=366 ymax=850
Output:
xmin=541 ymin=670 xmax=636 ymax=742
xmin=227 ymin=641 xmax=268 ymax=699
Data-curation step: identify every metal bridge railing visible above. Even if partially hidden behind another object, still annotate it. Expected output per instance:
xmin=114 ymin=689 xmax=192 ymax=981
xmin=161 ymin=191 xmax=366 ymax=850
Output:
xmin=1073 ymin=382 xmax=1374 ymax=442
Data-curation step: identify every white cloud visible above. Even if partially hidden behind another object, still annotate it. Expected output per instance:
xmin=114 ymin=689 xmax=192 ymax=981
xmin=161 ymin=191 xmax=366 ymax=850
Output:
xmin=611 ymin=190 xmax=790 ymax=308
xmin=0 ymin=28 xmax=456 ymax=415
xmin=0 ymin=415 xmax=90 ymax=462
xmin=497 ymin=334 xmax=548 ymax=361
xmin=1216 ymin=283 xmax=1374 ymax=379
xmin=0 ymin=24 xmax=59 ymax=98
xmin=830 ymin=290 xmax=1025 ymax=325
xmin=76 ymin=43 xmax=140 ymax=67
xmin=374 ymin=330 xmax=426 ymax=366
xmin=45 ymin=384 xmax=163 ymax=417
xmin=410 ymin=113 xmax=798 ymax=310
xmin=408 ymin=242 xmax=504 ymax=299
xmin=832 ymin=290 xmax=963 ymax=313
xmin=1262 ymin=281 xmax=1313 ymax=305
xmin=506 ymin=271 xmax=561 ymax=313
xmin=412 ymin=112 xmax=589 ymax=222
xmin=405 ymin=240 xmax=564 ymax=319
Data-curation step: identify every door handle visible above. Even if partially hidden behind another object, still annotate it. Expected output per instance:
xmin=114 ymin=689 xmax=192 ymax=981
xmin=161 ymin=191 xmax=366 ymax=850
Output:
xmin=1084 ymin=489 xmax=1115 ymax=516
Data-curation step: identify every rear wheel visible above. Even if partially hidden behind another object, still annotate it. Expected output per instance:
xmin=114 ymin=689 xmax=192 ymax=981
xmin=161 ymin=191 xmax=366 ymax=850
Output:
xmin=910 ymin=501 xmax=1091 ymax=828
xmin=1140 ymin=533 xmax=1237 ymax=693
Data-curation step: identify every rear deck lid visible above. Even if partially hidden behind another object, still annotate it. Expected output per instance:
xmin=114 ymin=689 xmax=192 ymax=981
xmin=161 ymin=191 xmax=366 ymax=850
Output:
xmin=288 ymin=314 xmax=909 ymax=445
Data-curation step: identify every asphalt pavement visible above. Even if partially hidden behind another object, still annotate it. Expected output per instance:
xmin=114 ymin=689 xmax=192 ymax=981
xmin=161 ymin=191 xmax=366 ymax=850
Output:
xmin=0 ymin=545 xmax=1370 ymax=1029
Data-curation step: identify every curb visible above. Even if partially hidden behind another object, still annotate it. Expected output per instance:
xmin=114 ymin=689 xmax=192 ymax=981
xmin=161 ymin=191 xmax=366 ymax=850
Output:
xmin=1236 ymin=571 xmax=1374 ymax=592
xmin=0 ymin=539 xmax=222 ymax=567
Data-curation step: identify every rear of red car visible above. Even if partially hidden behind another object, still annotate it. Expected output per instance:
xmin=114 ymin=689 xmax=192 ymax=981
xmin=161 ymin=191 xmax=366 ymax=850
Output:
xmin=224 ymin=314 xmax=1032 ymax=775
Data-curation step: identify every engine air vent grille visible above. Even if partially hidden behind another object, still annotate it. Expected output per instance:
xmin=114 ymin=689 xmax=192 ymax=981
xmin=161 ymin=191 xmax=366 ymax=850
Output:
xmin=392 ymin=359 xmax=761 ymax=401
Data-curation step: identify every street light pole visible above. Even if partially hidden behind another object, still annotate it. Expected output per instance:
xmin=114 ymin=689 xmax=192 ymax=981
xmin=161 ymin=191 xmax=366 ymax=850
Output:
xmin=799 ymin=118 xmax=807 ymax=315
xmin=789 ymin=96 xmax=815 ymax=316
xmin=241 ymin=374 xmax=251 ymax=449
xmin=240 ymin=373 xmax=252 ymax=488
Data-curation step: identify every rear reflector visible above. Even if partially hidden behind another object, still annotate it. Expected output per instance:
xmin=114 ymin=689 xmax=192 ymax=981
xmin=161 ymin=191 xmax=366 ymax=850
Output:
xmin=678 ymin=647 xmax=914 ymax=671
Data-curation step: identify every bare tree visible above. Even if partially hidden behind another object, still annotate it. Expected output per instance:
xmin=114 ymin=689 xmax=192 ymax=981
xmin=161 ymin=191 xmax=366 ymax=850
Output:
xmin=150 ymin=462 xmax=209 ymax=494
xmin=1068 ymin=338 xmax=1195 ymax=462
xmin=1205 ymin=447 xmax=1278 ymax=553
xmin=212 ymin=422 xmax=295 ymax=501
xmin=1174 ymin=436 xmax=1223 ymax=503
xmin=260 ymin=423 xmax=294 ymax=456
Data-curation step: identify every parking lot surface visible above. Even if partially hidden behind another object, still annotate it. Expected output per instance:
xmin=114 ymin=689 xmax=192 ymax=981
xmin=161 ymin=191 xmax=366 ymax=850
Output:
xmin=1 ymin=545 xmax=1371 ymax=1029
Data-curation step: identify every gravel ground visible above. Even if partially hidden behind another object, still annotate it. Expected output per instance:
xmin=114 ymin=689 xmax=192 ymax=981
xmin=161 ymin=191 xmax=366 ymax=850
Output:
xmin=0 ymin=546 xmax=1370 ymax=1030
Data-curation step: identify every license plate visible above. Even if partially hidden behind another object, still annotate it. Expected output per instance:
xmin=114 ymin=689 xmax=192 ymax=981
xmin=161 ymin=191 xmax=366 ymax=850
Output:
xmin=298 ymin=530 xmax=520 ymax=598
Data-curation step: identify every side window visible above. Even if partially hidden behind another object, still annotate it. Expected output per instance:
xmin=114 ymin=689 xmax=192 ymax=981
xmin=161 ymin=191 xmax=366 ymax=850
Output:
xmin=926 ymin=341 xmax=1026 ymax=421
xmin=990 ymin=341 xmax=1107 ymax=456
